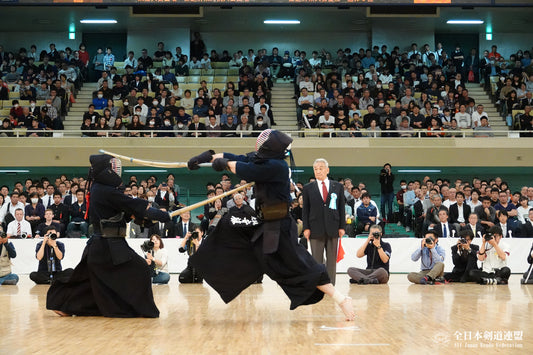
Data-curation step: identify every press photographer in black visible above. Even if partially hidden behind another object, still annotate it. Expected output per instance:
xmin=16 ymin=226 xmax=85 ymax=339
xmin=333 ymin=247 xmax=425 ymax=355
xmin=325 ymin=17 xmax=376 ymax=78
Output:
xmin=178 ymin=225 xmax=204 ymax=283
xmin=30 ymin=225 xmax=73 ymax=284
xmin=347 ymin=224 xmax=391 ymax=284
xmin=443 ymin=230 xmax=480 ymax=283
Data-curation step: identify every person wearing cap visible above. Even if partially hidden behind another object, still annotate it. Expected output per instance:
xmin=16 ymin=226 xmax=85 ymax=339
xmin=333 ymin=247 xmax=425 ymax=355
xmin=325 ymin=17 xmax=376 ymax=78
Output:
xmin=46 ymin=154 xmax=172 ymax=318
xmin=187 ymin=129 xmax=356 ymax=321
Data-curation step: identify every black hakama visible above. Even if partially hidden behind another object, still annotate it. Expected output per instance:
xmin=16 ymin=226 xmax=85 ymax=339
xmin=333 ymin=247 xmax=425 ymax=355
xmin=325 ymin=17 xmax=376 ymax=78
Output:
xmin=190 ymin=153 xmax=330 ymax=310
xmin=46 ymin=179 xmax=166 ymax=318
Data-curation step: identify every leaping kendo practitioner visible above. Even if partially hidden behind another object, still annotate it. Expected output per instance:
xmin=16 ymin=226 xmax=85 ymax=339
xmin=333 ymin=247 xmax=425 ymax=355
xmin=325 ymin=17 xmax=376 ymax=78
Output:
xmin=47 ymin=154 xmax=171 ymax=318
xmin=187 ymin=129 xmax=355 ymax=321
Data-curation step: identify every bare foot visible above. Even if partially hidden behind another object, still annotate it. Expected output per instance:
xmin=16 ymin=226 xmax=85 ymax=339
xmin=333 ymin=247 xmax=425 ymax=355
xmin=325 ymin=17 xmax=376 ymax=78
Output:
xmin=53 ymin=310 xmax=71 ymax=317
xmin=339 ymin=297 xmax=355 ymax=321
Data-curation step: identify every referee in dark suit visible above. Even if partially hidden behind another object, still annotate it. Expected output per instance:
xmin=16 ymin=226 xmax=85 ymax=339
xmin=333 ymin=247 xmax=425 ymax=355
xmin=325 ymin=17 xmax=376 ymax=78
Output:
xmin=302 ymin=158 xmax=345 ymax=285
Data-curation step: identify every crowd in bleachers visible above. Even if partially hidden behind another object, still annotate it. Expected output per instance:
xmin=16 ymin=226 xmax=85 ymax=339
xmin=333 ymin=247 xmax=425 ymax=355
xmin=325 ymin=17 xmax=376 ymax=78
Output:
xmin=3 ymin=172 xmax=533 ymax=240
xmin=1 ymin=39 xmax=533 ymax=137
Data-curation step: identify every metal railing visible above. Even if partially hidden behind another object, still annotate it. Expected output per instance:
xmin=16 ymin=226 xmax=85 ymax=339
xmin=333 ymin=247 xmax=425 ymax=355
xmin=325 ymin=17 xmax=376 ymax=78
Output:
xmin=0 ymin=128 xmax=527 ymax=139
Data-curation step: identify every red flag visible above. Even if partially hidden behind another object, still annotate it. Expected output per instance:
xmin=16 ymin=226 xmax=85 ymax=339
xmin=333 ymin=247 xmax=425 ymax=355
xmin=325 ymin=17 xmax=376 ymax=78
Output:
xmin=337 ymin=237 xmax=345 ymax=263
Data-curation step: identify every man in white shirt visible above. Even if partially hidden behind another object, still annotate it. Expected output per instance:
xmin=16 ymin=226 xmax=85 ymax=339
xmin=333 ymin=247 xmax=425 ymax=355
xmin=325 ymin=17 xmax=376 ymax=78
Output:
xmin=471 ymin=104 xmax=488 ymax=128
xmin=42 ymin=185 xmax=56 ymax=208
xmin=442 ymin=187 xmax=457 ymax=209
xmin=471 ymin=226 xmax=511 ymax=284
xmin=6 ymin=208 xmax=32 ymax=238
xmin=124 ymin=51 xmax=138 ymax=70
xmin=0 ymin=192 xmax=25 ymax=226
xmin=299 ymin=74 xmax=314 ymax=92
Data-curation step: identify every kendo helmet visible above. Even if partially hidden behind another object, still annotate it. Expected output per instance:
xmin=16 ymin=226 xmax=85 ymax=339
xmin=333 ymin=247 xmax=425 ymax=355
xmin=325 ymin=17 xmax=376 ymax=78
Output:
xmin=255 ymin=129 xmax=293 ymax=159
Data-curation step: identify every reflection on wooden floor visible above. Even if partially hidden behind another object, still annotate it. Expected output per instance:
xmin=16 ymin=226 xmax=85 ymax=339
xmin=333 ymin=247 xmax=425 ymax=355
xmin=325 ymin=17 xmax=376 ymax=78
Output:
xmin=1 ymin=274 xmax=532 ymax=354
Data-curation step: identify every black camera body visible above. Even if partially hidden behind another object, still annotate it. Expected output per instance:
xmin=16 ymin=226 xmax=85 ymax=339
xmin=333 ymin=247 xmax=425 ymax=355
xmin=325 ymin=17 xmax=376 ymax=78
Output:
xmin=0 ymin=232 xmax=7 ymax=239
xmin=484 ymin=233 xmax=493 ymax=241
xmin=49 ymin=233 xmax=57 ymax=240
xmin=425 ymin=237 xmax=434 ymax=245
xmin=459 ymin=238 xmax=467 ymax=244
xmin=190 ymin=231 xmax=199 ymax=240
xmin=141 ymin=240 xmax=154 ymax=253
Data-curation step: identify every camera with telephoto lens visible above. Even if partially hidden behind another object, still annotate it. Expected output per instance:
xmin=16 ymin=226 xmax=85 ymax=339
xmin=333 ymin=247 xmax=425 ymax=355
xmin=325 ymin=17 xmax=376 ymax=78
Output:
xmin=425 ymin=237 xmax=434 ymax=245
xmin=459 ymin=238 xmax=467 ymax=244
xmin=49 ymin=233 xmax=57 ymax=240
xmin=484 ymin=233 xmax=493 ymax=241
xmin=0 ymin=232 xmax=7 ymax=238
xmin=141 ymin=240 xmax=154 ymax=253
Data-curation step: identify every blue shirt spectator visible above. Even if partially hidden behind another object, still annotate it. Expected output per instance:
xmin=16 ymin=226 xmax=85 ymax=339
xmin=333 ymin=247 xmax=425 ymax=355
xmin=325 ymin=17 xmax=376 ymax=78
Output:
xmin=411 ymin=243 xmax=445 ymax=271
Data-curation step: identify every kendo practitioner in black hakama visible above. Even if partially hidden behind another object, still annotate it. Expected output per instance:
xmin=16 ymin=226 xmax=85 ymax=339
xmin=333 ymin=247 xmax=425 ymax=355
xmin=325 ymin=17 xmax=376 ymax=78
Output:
xmin=46 ymin=154 xmax=171 ymax=318
xmin=187 ymin=129 xmax=355 ymax=320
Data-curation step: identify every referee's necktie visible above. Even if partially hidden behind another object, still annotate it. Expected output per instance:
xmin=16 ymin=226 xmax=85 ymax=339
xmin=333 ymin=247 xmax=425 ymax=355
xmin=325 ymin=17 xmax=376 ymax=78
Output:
xmin=322 ymin=181 xmax=328 ymax=203
xmin=17 ymin=222 xmax=21 ymax=236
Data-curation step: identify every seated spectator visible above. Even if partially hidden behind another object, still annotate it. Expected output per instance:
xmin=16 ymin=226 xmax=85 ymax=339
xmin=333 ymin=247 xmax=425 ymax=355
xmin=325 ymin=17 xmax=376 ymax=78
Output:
xmin=460 ymin=212 xmax=484 ymax=239
xmin=455 ymin=104 xmax=471 ymax=129
xmin=469 ymin=226 xmax=511 ymax=284
xmin=355 ymin=192 xmax=378 ymax=235
xmin=516 ymin=196 xmax=530 ymax=225
xmin=30 ymin=225 xmax=73 ymax=284
xmin=188 ymin=114 xmax=207 ymax=137
xmin=35 ymin=209 xmax=61 ymax=238
xmin=348 ymin=225 xmax=391 ymax=284
xmin=193 ymin=97 xmax=208 ymax=118
xmin=206 ymin=115 xmax=221 ymax=137
xmin=475 ymin=196 xmax=496 ymax=230
xmin=221 ymin=115 xmax=237 ymax=137
xmin=473 ymin=116 xmax=493 ymax=137
xmin=220 ymin=105 xmax=237 ymax=126
xmin=26 ymin=118 xmax=47 ymax=137
xmin=302 ymin=108 xmax=318 ymax=129
xmin=431 ymin=208 xmax=458 ymax=238
xmin=94 ymin=116 xmax=110 ymax=137
xmin=236 ymin=114 xmax=253 ymax=136
xmin=145 ymin=234 xmax=171 ymax=284
xmin=318 ymin=109 xmax=335 ymax=129
xmin=494 ymin=210 xmax=517 ymax=239
xmin=159 ymin=116 xmax=174 ymax=138
xmin=175 ymin=58 xmax=189 ymax=77
xmin=66 ymin=189 xmax=88 ymax=238
xmin=0 ymin=118 xmax=14 ymax=137
xmin=252 ymin=116 xmax=268 ymax=136
xmin=92 ymin=90 xmax=108 ymax=110
xmin=444 ymin=230 xmax=480 ymax=283
xmin=398 ymin=116 xmax=414 ymax=137
xmin=25 ymin=192 xmax=45 ymax=233
xmin=0 ymin=233 xmax=18 ymax=285
xmin=148 ymin=209 xmax=175 ymax=238
xmin=449 ymin=191 xmax=471 ymax=231
xmin=6 ymin=208 xmax=32 ymax=238
xmin=407 ymin=230 xmax=445 ymax=284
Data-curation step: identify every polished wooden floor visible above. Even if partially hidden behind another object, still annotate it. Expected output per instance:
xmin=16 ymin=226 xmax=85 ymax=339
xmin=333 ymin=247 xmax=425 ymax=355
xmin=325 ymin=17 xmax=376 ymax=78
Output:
xmin=1 ymin=274 xmax=532 ymax=355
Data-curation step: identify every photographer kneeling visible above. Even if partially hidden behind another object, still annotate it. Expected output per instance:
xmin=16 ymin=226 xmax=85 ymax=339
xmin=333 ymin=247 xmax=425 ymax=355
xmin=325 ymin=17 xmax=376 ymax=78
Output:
xmin=30 ymin=225 xmax=73 ymax=284
xmin=469 ymin=226 xmax=511 ymax=285
xmin=178 ymin=226 xmax=204 ymax=283
xmin=347 ymin=224 xmax=391 ymax=284
xmin=142 ymin=234 xmax=170 ymax=284
xmin=443 ymin=230 xmax=480 ymax=283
